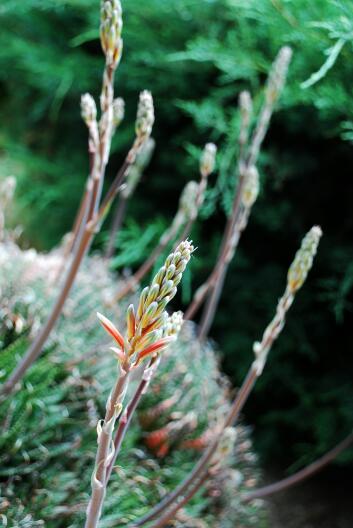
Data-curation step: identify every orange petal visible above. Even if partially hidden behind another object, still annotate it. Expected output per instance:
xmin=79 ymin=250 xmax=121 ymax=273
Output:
xmin=156 ymin=442 xmax=170 ymax=458
xmin=136 ymin=337 xmax=174 ymax=364
xmin=97 ymin=312 xmax=124 ymax=350
xmin=145 ymin=429 xmax=168 ymax=449
xmin=126 ymin=304 xmax=136 ymax=340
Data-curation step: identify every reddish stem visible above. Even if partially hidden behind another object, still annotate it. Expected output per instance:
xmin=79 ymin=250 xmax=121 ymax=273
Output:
xmin=243 ymin=431 xmax=353 ymax=502
xmin=1 ymin=154 xmax=133 ymax=397
xmin=130 ymin=366 xmax=257 ymax=527
xmin=105 ymin=196 xmax=127 ymax=259
xmin=148 ymin=471 xmax=210 ymax=528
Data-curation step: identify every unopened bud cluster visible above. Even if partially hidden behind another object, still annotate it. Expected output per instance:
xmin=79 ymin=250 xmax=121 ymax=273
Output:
xmin=252 ymin=226 xmax=322 ymax=376
xmin=179 ymin=180 xmax=200 ymax=221
xmin=239 ymin=91 xmax=252 ymax=148
xmin=112 ymin=97 xmax=125 ymax=128
xmin=242 ymin=165 xmax=259 ymax=208
xmin=200 ymin=143 xmax=217 ymax=177
xmin=129 ymin=239 xmax=193 ymax=349
xmin=135 ymin=90 xmax=155 ymax=140
xmin=287 ymin=226 xmax=322 ymax=293
xmin=81 ymin=93 xmax=97 ymax=126
xmin=97 ymin=241 xmax=193 ymax=368
xmin=163 ymin=311 xmax=184 ymax=338
xmin=265 ymin=46 xmax=292 ymax=105
xmin=100 ymin=0 xmax=123 ymax=68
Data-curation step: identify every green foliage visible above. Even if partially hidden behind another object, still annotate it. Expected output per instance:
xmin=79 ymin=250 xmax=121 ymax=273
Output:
xmin=107 ymin=217 xmax=166 ymax=269
xmin=1 ymin=0 xmax=353 ymax=468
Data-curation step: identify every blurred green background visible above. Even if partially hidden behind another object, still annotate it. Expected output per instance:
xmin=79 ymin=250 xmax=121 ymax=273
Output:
xmin=1 ymin=0 xmax=353 ymax=469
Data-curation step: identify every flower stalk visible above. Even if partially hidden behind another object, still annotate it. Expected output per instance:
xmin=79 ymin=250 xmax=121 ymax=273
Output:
xmin=105 ymin=311 xmax=183 ymax=483
xmin=186 ymin=47 xmax=292 ymax=341
xmin=1 ymin=1 xmax=155 ymax=397
xmin=176 ymin=142 xmax=217 ymax=243
xmin=85 ymin=242 xmax=193 ymax=528
xmin=242 ymin=431 xmax=353 ymax=503
xmin=132 ymin=226 xmax=321 ymax=527
xmin=105 ymin=137 xmax=155 ymax=259
xmin=0 ymin=176 xmax=16 ymax=241
xmin=114 ymin=143 xmax=215 ymax=302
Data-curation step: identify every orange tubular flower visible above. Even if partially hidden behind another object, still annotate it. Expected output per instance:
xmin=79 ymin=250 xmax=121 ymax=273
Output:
xmin=97 ymin=312 xmax=125 ymax=351
xmin=135 ymin=336 xmax=175 ymax=365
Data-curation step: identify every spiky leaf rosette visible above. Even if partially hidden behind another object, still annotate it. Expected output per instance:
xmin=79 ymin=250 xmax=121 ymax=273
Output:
xmin=0 ymin=241 xmax=265 ymax=527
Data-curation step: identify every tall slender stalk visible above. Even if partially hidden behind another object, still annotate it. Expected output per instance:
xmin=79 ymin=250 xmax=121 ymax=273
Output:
xmin=85 ymin=361 xmax=131 ymax=528
xmin=69 ymin=93 xmax=101 ymax=255
xmin=114 ymin=144 xmax=215 ymax=302
xmin=105 ymin=355 xmax=159 ymax=483
xmin=184 ymin=93 xmax=253 ymax=323
xmin=105 ymin=310 xmax=185 ymax=485
xmin=174 ymin=142 xmax=217 ymax=244
xmin=105 ymin=137 xmax=155 ymax=259
xmin=242 ymin=431 xmax=353 ymax=503
xmin=105 ymin=195 xmax=127 ymax=259
xmin=130 ymin=226 xmax=322 ymax=527
xmin=0 ymin=1 xmax=156 ymax=397
xmin=133 ymin=368 xmax=257 ymax=528
xmin=186 ymin=48 xmax=292 ymax=339
xmin=52 ymin=94 xmax=101 ymax=284
xmin=197 ymin=199 xmax=249 ymax=340
xmin=85 ymin=241 xmax=193 ymax=528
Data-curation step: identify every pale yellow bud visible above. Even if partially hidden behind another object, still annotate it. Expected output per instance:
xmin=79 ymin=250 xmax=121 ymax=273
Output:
xmin=135 ymin=90 xmax=155 ymax=140
xmin=179 ymin=180 xmax=199 ymax=221
xmin=242 ymin=166 xmax=259 ymax=208
xmin=287 ymin=226 xmax=322 ymax=293
xmin=265 ymin=46 xmax=292 ymax=105
xmin=163 ymin=311 xmax=184 ymax=338
xmin=112 ymin=97 xmax=125 ymax=128
xmin=239 ymin=91 xmax=252 ymax=122
xmin=200 ymin=143 xmax=217 ymax=177
xmin=100 ymin=0 xmax=123 ymax=68
xmin=81 ymin=93 xmax=97 ymax=125
xmin=0 ymin=176 xmax=16 ymax=204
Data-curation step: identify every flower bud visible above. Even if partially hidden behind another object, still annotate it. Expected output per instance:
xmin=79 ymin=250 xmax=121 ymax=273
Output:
xmin=81 ymin=93 xmax=97 ymax=125
xmin=239 ymin=91 xmax=252 ymax=122
xmin=200 ymin=143 xmax=217 ymax=177
xmin=0 ymin=176 xmax=16 ymax=204
xmin=265 ymin=46 xmax=292 ymax=105
xmin=287 ymin=226 xmax=322 ymax=293
xmin=112 ymin=97 xmax=125 ymax=128
xmin=100 ymin=0 xmax=123 ymax=68
xmin=135 ymin=90 xmax=155 ymax=140
xmin=163 ymin=311 xmax=184 ymax=338
xmin=242 ymin=166 xmax=259 ymax=208
xmin=239 ymin=91 xmax=252 ymax=147
xmin=179 ymin=180 xmax=199 ymax=221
